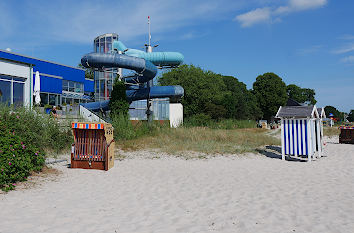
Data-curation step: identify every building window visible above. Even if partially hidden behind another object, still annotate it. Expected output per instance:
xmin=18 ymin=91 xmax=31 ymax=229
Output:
xmin=0 ymin=79 xmax=11 ymax=105
xmin=39 ymin=92 xmax=60 ymax=107
xmin=0 ymin=75 xmax=25 ymax=106
xmin=62 ymin=80 xmax=83 ymax=94
xmin=49 ymin=94 xmax=58 ymax=106
xmin=13 ymin=82 xmax=24 ymax=107
xmin=40 ymin=93 xmax=48 ymax=105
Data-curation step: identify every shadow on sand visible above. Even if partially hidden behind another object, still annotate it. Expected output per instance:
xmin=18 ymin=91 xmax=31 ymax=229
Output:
xmin=257 ymin=145 xmax=305 ymax=162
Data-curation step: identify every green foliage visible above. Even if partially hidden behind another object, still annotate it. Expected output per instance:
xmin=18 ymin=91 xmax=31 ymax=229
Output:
xmin=159 ymin=65 xmax=226 ymax=119
xmin=222 ymin=76 xmax=262 ymax=120
xmin=252 ymin=72 xmax=288 ymax=120
xmin=44 ymin=104 xmax=52 ymax=109
xmin=0 ymin=116 xmax=45 ymax=191
xmin=111 ymin=114 xmax=137 ymax=140
xmin=324 ymin=105 xmax=344 ymax=121
xmin=78 ymin=63 xmax=94 ymax=80
xmin=287 ymin=84 xmax=317 ymax=105
xmin=109 ymin=78 xmax=129 ymax=118
xmin=159 ymin=65 xmax=261 ymax=120
xmin=0 ymin=106 xmax=72 ymax=154
xmin=347 ymin=110 xmax=354 ymax=122
xmin=183 ymin=115 xmax=256 ymax=129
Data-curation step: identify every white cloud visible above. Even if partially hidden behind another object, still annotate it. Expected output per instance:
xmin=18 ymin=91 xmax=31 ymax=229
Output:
xmin=235 ymin=0 xmax=327 ymax=27
xmin=297 ymin=45 xmax=323 ymax=55
xmin=332 ymin=43 xmax=354 ymax=54
xmin=341 ymin=55 xmax=354 ymax=63
xmin=288 ymin=0 xmax=327 ymax=11
xmin=235 ymin=7 xmax=272 ymax=27
xmin=6 ymin=0 xmax=243 ymax=45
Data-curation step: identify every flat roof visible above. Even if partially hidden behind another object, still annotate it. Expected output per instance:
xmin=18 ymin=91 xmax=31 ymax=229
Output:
xmin=0 ymin=56 xmax=35 ymax=66
xmin=0 ymin=49 xmax=85 ymax=71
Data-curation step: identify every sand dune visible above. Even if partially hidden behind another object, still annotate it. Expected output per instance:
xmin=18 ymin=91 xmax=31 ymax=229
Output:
xmin=1 ymin=137 xmax=354 ymax=233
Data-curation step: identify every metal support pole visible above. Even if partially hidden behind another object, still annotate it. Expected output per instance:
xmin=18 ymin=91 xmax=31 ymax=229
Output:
xmin=146 ymin=16 xmax=153 ymax=123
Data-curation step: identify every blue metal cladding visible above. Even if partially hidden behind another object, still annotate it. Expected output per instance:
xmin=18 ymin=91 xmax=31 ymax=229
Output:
xmin=304 ymin=120 xmax=309 ymax=155
xmin=0 ymin=50 xmax=86 ymax=93
xmin=292 ymin=120 xmax=295 ymax=155
xmin=300 ymin=120 xmax=304 ymax=155
xmin=40 ymin=75 xmax=62 ymax=94
xmin=287 ymin=120 xmax=290 ymax=154
xmin=296 ymin=120 xmax=299 ymax=155
xmin=84 ymin=79 xmax=94 ymax=92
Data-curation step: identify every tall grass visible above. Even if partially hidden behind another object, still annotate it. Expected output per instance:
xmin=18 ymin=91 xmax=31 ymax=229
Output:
xmin=183 ymin=116 xmax=256 ymax=129
xmin=117 ymin=127 xmax=280 ymax=154
xmin=111 ymin=114 xmax=169 ymax=140
xmin=323 ymin=126 xmax=340 ymax=137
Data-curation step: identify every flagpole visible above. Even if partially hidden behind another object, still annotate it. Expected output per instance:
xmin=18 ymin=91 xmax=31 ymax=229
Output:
xmin=148 ymin=16 xmax=151 ymax=47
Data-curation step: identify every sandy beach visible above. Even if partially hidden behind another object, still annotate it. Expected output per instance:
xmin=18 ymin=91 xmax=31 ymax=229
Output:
xmin=1 ymin=137 xmax=354 ymax=233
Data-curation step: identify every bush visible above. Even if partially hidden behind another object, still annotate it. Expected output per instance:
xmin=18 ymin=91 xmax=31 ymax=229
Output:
xmin=0 ymin=120 xmax=45 ymax=191
xmin=0 ymin=106 xmax=72 ymax=154
xmin=109 ymin=78 xmax=129 ymax=118
xmin=183 ymin=113 xmax=212 ymax=127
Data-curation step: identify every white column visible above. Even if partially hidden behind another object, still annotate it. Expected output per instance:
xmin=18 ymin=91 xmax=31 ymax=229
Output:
xmin=288 ymin=120 xmax=294 ymax=155
xmin=281 ymin=119 xmax=285 ymax=160
xmin=294 ymin=119 xmax=298 ymax=157
xmin=301 ymin=119 xmax=306 ymax=156
xmin=307 ymin=119 xmax=312 ymax=162
xmin=316 ymin=119 xmax=322 ymax=158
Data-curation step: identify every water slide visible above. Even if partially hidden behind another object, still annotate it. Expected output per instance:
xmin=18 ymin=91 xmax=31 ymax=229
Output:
xmin=80 ymin=42 xmax=184 ymax=111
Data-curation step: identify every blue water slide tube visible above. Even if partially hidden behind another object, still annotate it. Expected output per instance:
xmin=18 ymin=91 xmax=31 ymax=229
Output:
xmin=113 ymin=41 xmax=184 ymax=67
xmin=80 ymin=51 xmax=184 ymax=112
xmin=126 ymin=85 xmax=184 ymax=102
xmin=81 ymin=85 xmax=184 ymax=111
xmin=81 ymin=52 xmax=157 ymax=84
xmin=81 ymin=100 xmax=110 ymax=111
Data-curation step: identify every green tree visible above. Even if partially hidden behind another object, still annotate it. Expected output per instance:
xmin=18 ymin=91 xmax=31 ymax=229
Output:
xmin=78 ymin=63 xmax=94 ymax=80
xmin=347 ymin=110 xmax=354 ymax=122
xmin=324 ymin=105 xmax=344 ymax=121
xmin=287 ymin=84 xmax=317 ymax=105
xmin=159 ymin=65 xmax=227 ymax=120
xmin=302 ymin=88 xmax=317 ymax=105
xmin=252 ymin=72 xmax=288 ymax=120
xmin=222 ymin=76 xmax=262 ymax=120
xmin=109 ymin=78 xmax=129 ymax=117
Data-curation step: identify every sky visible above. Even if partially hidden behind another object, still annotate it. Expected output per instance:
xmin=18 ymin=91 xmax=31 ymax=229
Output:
xmin=0 ymin=0 xmax=353 ymax=112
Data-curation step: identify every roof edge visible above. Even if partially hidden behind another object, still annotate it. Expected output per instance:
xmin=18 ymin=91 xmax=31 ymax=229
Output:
xmin=0 ymin=49 xmax=85 ymax=71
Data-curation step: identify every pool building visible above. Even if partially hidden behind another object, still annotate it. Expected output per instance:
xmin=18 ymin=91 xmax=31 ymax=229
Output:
xmin=0 ymin=49 xmax=94 ymax=107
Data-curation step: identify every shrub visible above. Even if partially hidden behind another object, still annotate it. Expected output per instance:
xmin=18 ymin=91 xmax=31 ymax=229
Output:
xmin=0 ymin=106 xmax=72 ymax=154
xmin=0 ymin=120 xmax=45 ymax=191
xmin=109 ymin=78 xmax=129 ymax=118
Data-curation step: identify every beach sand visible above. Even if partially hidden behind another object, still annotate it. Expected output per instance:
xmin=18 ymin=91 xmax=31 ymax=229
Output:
xmin=1 ymin=137 xmax=354 ymax=233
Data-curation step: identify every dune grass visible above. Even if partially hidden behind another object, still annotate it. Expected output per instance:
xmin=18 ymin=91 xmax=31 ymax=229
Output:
xmin=323 ymin=127 xmax=340 ymax=137
xmin=117 ymin=127 xmax=280 ymax=154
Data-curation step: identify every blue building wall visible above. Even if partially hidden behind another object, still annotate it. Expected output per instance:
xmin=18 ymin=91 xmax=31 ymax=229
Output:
xmin=84 ymin=79 xmax=94 ymax=93
xmin=0 ymin=50 xmax=94 ymax=94
xmin=40 ymin=75 xmax=62 ymax=94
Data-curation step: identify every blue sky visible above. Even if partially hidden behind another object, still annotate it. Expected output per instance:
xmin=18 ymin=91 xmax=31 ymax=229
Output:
xmin=0 ymin=0 xmax=353 ymax=112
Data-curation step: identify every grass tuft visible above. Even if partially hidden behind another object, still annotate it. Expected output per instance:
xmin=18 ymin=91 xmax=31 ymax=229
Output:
xmin=117 ymin=127 xmax=280 ymax=155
